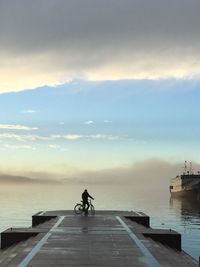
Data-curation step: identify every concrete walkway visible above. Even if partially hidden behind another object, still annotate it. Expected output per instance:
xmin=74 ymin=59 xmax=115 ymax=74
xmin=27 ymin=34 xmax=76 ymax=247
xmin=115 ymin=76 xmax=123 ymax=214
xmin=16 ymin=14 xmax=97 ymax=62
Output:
xmin=0 ymin=211 xmax=198 ymax=267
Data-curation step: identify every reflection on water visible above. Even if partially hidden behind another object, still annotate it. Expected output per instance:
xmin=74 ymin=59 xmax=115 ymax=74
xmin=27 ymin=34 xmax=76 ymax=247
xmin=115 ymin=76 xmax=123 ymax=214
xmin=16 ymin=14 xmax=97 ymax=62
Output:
xmin=169 ymin=196 xmax=200 ymax=260
xmin=0 ymin=184 xmax=199 ymax=260
xmin=170 ymin=196 xmax=200 ymax=219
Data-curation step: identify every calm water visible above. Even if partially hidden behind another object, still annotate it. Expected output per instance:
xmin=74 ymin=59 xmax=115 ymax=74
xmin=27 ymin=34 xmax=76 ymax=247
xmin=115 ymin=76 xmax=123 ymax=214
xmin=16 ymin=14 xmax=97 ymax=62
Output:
xmin=0 ymin=183 xmax=199 ymax=260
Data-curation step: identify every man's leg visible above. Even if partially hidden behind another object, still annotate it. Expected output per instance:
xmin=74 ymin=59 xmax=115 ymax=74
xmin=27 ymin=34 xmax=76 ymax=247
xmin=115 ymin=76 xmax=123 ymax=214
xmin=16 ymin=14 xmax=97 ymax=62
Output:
xmin=85 ymin=201 xmax=89 ymax=214
xmin=83 ymin=202 xmax=86 ymax=211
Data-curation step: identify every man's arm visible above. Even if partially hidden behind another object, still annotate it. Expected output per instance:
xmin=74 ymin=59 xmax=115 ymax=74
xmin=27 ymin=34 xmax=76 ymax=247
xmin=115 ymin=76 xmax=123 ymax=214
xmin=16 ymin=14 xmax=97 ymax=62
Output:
xmin=88 ymin=193 xmax=94 ymax=200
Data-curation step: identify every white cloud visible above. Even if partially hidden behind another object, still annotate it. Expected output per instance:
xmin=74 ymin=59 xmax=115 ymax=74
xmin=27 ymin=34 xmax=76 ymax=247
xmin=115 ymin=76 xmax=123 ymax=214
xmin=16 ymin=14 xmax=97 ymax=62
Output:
xmin=63 ymin=134 xmax=83 ymax=140
xmin=0 ymin=133 xmax=28 ymax=142
xmin=50 ymin=134 xmax=62 ymax=139
xmin=84 ymin=120 xmax=94 ymax=125
xmin=48 ymin=144 xmax=60 ymax=149
xmin=63 ymin=133 xmax=120 ymax=141
xmin=48 ymin=144 xmax=68 ymax=152
xmin=4 ymin=144 xmax=36 ymax=150
xmin=90 ymin=134 xmax=107 ymax=139
xmin=0 ymin=133 xmax=52 ymax=142
xmin=89 ymin=134 xmax=119 ymax=140
xmin=22 ymin=110 xmax=37 ymax=113
xmin=0 ymin=132 xmax=121 ymax=142
xmin=0 ymin=124 xmax=38 ymax=130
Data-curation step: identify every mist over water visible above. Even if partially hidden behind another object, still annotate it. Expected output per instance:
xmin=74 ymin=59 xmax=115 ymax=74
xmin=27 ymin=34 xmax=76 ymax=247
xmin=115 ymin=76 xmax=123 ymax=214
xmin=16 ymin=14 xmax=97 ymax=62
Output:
xmin=0 ymin=182 xmax=199 ymax=260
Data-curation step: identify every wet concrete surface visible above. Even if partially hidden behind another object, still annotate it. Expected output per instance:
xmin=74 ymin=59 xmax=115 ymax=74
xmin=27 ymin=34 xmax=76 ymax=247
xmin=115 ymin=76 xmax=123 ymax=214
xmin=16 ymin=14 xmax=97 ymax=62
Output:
xmin=0 ymin=211 xmax=198 ymax=267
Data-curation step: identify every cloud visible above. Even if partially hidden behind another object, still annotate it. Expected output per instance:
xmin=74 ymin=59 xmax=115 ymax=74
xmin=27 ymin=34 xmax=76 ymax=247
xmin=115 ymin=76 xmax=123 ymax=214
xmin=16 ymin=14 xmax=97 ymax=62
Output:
xmin=48 ymin=144 xmax=60 ymax=149
xmin=0 ymin=124 xmax=38 ymax=130
xmin=3 ymin=144 xmax=36 ymax=150
xmin=63 ymin=134 xmax=83 ymax=140
xmin=48 ymin=144 xmax=68 ymax=152
xmin=0 ymin=0 xmax=200 ymax=92
xmin=0 ymin=132 xmax=121 ymax=142
xmin=22 ymin=110 xmax=37 ymax=113
xmin=50 ymin=134 xmax=62 ymax=139
xmin=63 ymin=133 xmax=120 ymax=141
xmin=90 ymin=134 xmax=106 ymax=139
xmin=88 ymin=134 xmax=118 ymax=140
xmin=0 ymin=133 xmax=52 ymax=142
xmin=84 ymin=120 xmax=94 ymax=125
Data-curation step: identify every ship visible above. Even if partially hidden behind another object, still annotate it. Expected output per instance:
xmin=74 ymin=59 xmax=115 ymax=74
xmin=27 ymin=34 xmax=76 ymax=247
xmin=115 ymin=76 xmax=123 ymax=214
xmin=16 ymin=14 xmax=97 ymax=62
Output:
xmin=170 ymin=161 xmax=200 ymax=198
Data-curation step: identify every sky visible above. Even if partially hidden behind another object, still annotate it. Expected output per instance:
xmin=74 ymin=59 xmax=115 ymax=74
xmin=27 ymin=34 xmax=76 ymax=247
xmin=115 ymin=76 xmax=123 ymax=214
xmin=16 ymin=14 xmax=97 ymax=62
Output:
xmin=0 ymin=1 xmax=200 ymax=181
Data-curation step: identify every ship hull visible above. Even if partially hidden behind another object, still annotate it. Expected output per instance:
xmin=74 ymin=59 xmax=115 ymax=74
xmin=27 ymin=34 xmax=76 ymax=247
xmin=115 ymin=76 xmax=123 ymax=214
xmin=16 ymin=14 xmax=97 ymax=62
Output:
xmin=170 ymin=188 xmax=200 ymax=199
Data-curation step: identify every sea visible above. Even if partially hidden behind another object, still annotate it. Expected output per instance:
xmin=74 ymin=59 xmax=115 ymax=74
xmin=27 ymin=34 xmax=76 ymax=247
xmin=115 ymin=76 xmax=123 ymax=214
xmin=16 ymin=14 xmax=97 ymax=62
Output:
xmin=0 ymin=183 xmax=199 ymax=260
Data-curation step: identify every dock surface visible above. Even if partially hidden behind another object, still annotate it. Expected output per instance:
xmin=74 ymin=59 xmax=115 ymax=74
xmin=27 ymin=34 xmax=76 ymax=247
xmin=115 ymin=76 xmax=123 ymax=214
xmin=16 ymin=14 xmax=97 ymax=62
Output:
xmin=0 ymin=210 xmax=198 ymax=267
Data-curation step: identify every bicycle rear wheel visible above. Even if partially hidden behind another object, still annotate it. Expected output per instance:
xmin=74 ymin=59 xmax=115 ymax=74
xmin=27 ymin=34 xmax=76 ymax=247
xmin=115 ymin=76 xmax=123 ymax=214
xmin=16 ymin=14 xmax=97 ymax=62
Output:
xmin=90 ymin=204 xmax=95 ymax=215
xmin=74 ymin=204 xmax=83 ymax=214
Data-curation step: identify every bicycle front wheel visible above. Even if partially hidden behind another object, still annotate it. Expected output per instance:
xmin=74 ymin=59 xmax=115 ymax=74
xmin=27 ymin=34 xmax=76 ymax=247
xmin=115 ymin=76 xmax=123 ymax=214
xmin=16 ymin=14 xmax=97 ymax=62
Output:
xmin=90 ymin=204 xmax=95 ymax=215
xmin=74 ymin=204 xmax=83 ymax=214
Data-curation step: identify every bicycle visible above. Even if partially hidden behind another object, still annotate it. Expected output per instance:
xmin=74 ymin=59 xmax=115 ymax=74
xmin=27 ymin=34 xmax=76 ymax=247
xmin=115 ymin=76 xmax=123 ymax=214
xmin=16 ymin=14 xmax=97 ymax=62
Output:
xmin=74 ymin=199 xmax=95 ymax=215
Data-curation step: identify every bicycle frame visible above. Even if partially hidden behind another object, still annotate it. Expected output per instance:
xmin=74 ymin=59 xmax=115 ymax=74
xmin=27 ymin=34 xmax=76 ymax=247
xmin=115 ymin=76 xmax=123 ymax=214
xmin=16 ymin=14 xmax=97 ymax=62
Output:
xmin=74 ymin=199 xmax=95 ymax=215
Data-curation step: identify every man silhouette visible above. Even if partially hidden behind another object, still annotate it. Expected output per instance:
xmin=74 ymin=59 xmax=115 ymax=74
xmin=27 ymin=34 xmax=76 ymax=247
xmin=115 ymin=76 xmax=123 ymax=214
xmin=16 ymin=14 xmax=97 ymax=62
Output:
xmin=82 ymin=189 xmax=94 ymax=214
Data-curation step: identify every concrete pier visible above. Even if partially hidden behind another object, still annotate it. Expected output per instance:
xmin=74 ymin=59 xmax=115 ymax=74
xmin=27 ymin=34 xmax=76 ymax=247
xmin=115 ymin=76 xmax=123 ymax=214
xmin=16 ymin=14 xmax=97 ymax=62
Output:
xmin=0 ymin=210 xmax=198 ymax=266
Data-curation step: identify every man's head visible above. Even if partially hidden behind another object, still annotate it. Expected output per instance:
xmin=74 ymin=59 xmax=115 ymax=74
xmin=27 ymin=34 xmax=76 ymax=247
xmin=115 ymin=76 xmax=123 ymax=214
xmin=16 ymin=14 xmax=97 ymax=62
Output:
xmin=84 ymin=189 xmax=87 ymax=192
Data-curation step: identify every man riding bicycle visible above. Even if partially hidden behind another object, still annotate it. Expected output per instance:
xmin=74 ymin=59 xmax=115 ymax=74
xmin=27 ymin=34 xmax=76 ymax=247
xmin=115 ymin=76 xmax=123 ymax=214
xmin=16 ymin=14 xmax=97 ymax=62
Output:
xmin=82 ymin=189 xmax=94 ymax=214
